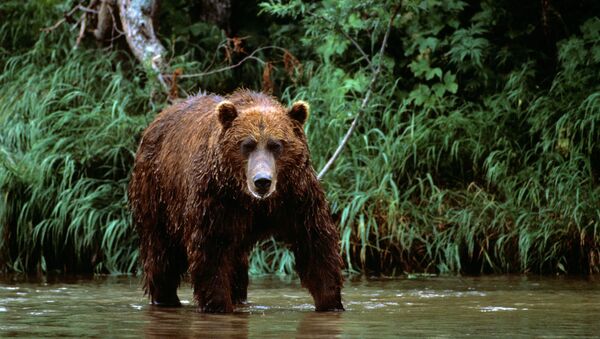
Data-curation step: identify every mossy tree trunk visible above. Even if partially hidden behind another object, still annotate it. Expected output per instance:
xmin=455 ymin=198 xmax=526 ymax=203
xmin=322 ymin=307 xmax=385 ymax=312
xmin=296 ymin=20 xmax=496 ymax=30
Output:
xmin=117 ymin=0 xmax=168 ymax=89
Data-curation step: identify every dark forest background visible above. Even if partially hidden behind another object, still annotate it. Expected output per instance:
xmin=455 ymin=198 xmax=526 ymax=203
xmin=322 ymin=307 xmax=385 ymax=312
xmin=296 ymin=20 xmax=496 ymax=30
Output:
xmin=1 ymin=0 xmax=599 ymax=275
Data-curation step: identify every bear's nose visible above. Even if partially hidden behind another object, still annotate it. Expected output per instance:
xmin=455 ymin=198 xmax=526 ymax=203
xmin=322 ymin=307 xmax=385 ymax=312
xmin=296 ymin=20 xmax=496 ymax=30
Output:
xmin=253 ymin=174 xmax=272 ymax=193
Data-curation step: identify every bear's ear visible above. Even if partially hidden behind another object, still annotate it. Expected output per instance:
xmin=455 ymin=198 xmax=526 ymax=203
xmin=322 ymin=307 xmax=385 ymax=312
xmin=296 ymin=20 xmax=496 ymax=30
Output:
xmin=217 ymin=100 xmax=238 ymax=129
xmin=288 ymin=100 xmax=310 ymax=126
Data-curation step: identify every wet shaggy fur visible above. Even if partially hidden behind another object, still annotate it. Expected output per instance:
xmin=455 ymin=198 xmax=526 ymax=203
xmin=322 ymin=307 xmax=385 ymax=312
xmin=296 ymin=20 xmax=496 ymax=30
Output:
xmin=128 ymin=90 xmax=344 ymax=312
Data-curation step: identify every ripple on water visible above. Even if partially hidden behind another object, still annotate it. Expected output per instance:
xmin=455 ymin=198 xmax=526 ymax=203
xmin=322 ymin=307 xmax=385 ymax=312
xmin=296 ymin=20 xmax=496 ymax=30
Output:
xmin=400 ymin=290 xmax=487 ymax=298
xmin=28 ymin=310 xmax=57 ymax=316
xmin=479 ymin=306 xmax=519 ymax=312
xmin=1 ymin=297 xmax=28 ymax=303
xmin=244 ymin=303 xmax=313 ymax=312
xmin=42 ymin=287 xmax=69 ymax=294
xmin=291 ymin=303 xmax=313 ymax=310
xmin=345 ymin=301 xmax=361 ymax=305
xmin=364 ymin=303 xmax=387 ymax=310
xmin=130 ymin=304 xmax=143 ymax=310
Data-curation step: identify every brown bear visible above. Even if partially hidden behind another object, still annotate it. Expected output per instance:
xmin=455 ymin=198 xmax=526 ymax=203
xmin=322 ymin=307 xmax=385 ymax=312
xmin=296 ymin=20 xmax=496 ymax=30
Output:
xmin=128 ymin=89 xmax=344 ymax=313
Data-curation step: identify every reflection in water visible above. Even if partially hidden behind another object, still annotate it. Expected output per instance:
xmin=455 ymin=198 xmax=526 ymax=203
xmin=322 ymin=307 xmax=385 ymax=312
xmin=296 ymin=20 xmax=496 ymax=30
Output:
xmin=1 ymin=275 xmax=599 ymax=337
xmin=144 ymin=308 xmax=250 ymax=338
xmin=296 ymin=312 xmax=343 ymax=338
xmin=141 ymin=308 xmax=344 ymax=338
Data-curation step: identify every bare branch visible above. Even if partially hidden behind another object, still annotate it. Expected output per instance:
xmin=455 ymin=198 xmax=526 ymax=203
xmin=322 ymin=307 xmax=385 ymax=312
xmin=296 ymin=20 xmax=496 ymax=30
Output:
xmin=42 ymin=18 xmax=67 ymax=33
xmin=317 ymin=8 xmax=399 ymax=180
xmin=75 ymin=14 xmax=87 ymax=48
xmin=338 ymin=28 xmax=375 ymax=71
xmin=178 ymin=46 xmax=287 ymax=79
xmin=41 ymin=3 xmax=82 ymax=32
xmin=77 ymin=5 xmax=99 ymax=14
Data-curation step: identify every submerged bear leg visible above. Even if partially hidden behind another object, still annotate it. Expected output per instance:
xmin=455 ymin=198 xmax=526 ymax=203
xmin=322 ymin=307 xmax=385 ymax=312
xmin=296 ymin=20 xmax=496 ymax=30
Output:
xmin=231 ymin=251 xmax=249 ymax=305
xmin=291 ymin=207 xmax=345 ymax=312
xmin=142 ymin=241 xmax=187 ymax=307
xmin=294 ymin=250 xmax=344 ymax=311
xmin=293 ymin=244 xmax=344 ymax=312
xmin=188 ymin=244 xmax=235 ymax=313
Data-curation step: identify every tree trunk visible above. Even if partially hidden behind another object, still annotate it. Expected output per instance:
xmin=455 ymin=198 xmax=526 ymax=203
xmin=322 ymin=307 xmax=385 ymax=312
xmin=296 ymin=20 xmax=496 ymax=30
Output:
xmin=117 ymin=0 xmax=168 ymax=89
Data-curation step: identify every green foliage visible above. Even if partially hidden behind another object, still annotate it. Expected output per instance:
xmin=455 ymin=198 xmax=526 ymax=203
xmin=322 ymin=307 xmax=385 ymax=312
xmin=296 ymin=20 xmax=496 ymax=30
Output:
xmin=1 ymin=0 xmax=599 ymax=275
xmin=260 ymin=0 xmax=600 ymax=275
xmin=0 ymin=2 xmax=155 ymax=273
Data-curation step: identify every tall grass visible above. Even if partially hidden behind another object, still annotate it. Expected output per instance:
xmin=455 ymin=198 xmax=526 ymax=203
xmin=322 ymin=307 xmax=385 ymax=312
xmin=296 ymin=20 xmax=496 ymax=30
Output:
xmin=0 ymin=1 xmax=157 ymax=272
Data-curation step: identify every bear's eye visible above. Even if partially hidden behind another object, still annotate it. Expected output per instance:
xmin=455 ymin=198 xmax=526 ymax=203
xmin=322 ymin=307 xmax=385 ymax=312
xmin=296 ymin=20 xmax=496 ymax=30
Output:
xmin=240 ymin=138 xmax=257 ymax=156
xmin=267 ymin=139 xmax=283 ymax=156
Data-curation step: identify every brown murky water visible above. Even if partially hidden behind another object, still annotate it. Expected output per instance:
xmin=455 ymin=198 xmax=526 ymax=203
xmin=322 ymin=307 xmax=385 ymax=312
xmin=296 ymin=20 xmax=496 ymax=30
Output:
xmin=0 ymin=275 xmax=598 ymax=337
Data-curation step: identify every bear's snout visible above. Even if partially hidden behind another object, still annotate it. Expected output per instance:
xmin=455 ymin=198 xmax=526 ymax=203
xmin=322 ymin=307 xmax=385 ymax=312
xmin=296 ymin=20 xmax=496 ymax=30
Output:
xmin=253 ymin=173 xmax=272 ymax=194
xmin=246 ymin=144 xmax=277 ymax=199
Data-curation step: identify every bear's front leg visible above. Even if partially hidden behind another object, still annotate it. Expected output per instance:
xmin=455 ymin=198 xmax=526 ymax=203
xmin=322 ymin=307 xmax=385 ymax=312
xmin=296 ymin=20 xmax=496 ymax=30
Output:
xmin=294 ymin=243 xmax=344 ymax=311
xmin=141 ymin=234 xmax=187 ymax=307
xmin=188 ymin=242 xmax=235 ymax=313
xmin=292 ymin=205 xmax=345 ymax=311
xmin=231 ymin=251 xmax=249 ymax=305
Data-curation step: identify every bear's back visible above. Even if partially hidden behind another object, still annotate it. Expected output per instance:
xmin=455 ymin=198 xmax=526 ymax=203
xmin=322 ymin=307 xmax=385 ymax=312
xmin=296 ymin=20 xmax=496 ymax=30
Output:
xmin=134 ymin=94 xmax=223 ymax=191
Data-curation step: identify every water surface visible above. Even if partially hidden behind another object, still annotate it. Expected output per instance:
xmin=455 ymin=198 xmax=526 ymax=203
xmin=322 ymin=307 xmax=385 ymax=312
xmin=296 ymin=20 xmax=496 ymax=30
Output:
xmin=1 ymin=275 xmax=598 ymax=337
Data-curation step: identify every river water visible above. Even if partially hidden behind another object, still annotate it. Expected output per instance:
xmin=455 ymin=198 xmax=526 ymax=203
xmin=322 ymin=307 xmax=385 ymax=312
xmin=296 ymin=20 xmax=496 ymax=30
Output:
xmin=0 ymin=275 xmax=598 ymax=337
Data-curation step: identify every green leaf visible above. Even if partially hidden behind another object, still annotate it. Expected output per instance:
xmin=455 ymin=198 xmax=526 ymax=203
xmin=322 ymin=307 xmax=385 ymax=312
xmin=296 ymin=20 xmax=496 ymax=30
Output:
xmin=348 ymin=13 xmax=366 ymax=30
xmin=409 ymin=84 xmax=431 ymax=106
xmin=426 ymin=67 xmax=443 ymax=80
xmin=317 ymin=35 xmax=350 ymax=63
xmin=188 ymin=22 xmax=206 ymax=37
xmin=409 ymin=58 xmax=430 ymax=78
xmin=443 ymin=72 xmax=458 ymax=94
xmin=432 ymin=83 xmax=446 ymax=97
xmin=419 ymin=37 xmax=440 ymax=53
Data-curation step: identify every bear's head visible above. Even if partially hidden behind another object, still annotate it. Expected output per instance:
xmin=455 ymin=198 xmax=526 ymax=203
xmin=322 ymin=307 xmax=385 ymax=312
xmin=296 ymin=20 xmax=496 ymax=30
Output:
xmin=216 ymin=95 xmax=310 ymax=200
